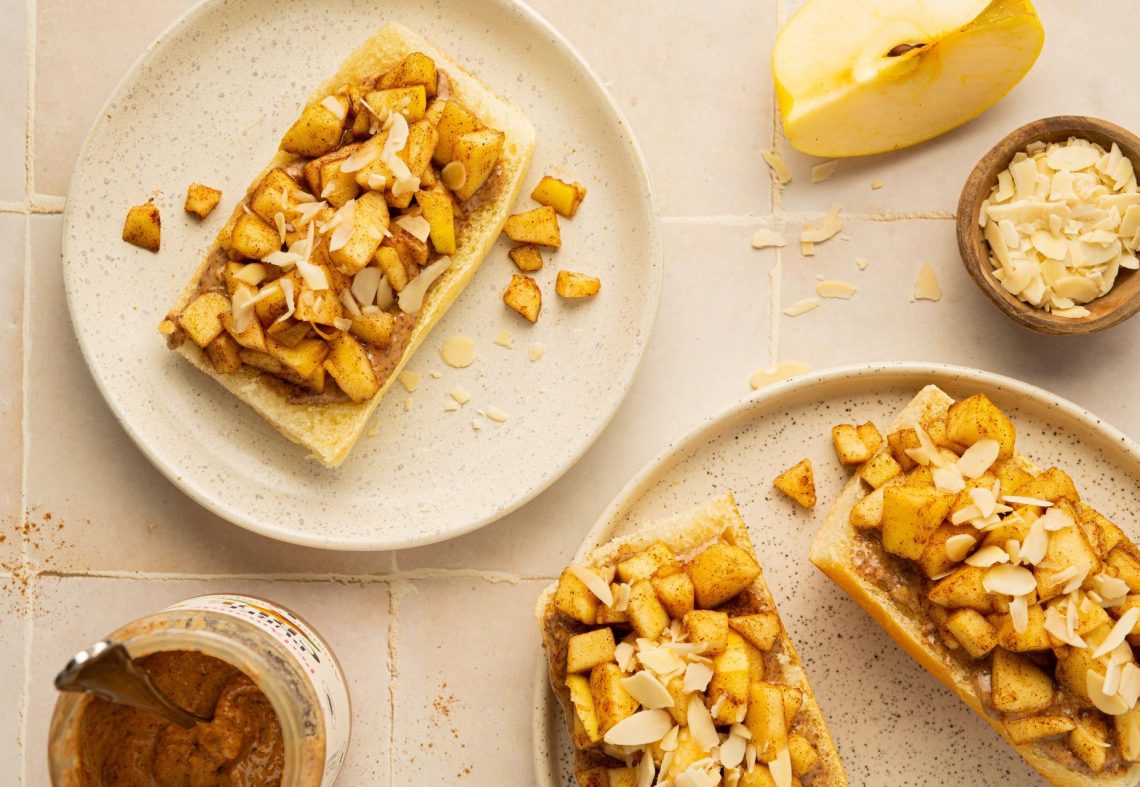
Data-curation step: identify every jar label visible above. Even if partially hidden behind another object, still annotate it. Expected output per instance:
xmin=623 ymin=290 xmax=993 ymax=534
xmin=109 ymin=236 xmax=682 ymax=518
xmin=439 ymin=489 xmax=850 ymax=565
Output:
xmin=165 ymin=594 xmax=351 ymax=785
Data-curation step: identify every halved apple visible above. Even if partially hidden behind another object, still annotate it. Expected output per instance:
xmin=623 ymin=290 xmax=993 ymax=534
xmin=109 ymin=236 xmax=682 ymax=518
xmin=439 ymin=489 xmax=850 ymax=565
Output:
xmin=773 ymin=0 xmax=1044 ymax=156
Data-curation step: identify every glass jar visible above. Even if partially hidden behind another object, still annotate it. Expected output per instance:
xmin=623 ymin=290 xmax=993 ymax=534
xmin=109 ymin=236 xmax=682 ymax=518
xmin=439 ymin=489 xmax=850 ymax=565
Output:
xmin=48 ymin=593 xmax=351 ymax=786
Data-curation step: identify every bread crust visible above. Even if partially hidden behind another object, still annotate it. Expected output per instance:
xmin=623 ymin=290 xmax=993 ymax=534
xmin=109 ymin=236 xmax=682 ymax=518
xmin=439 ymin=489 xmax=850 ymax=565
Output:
xmin=167 ymin=23 xmax=535 ymax=467
xmin=537 ymin=493 xmax=848 ymax=785
xmin=810 ymin=384 xmax=1140 ymax=787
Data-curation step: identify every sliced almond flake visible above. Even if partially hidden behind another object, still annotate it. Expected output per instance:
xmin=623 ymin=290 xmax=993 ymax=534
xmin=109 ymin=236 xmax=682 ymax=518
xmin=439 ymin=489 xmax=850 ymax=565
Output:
xmin=351 ymin=267 xmax=381 ymax=307
xmin=262 ymin=250 xmax=301 ymax=269
xmin=441 ymin=161 xmax=467 ymax=191
xmin=663 ymin=642 xmax=708 ymax=656
xmin=1005 ymin=539 xmax=1022 ymax=565
xmin=968 ymin=487 xmax=998 ymax=518
xmin=683 ymin=662 xmax=714 ymax=694
xmin=720 ymin=733 xmax=747 ymax=769
xmin=933 ymin=463 xmax=966 ymax=494
xmin=657 ymin=751 xmax=675 ymax=785
xmin=636 ymin=751 xmax=656 ymax=787
xmin=1111 ymin=640 xmax=1134 ymax=667
xmin=612 ymin=583 xmax=632 ymax=613
xmin=1045 ymin=603 xmax=1087 ymax=648
xmin=295 ymin=258 xmax=329 ymax=291
xmin=913 ymin=423 xmax=944 ymax=467
xmin=855 ymin=257 xmax=871 ymax=270
xmin=493 ymin=329 xmax=513 ymax=349
xmin=1009 ymin=594 xmax=1030 ymax=634
xmin=1105 ymin=660 xmax=1124 ymax=697
xmin=328 ymin=199 xmax=356 ymax=252
xmin=929 ymin=569 xmax=954 ymax=582
xmin=1087 ymin=668 xmax=1131 ymax=715
xmin=709 ymin=694 xmax=727 ymax=719
xmin=744 ymin=742 xmax=757 ymax=772
xmin=233 ymin=263 xmax=268 ymax=286
xmin=750 ymin=228 xmax=787 ymax=249
xmin=1092 ymin=607 xmax=1140 ymax=658
xmin=1089 ymin=573 xmax=1130 ymax=606
xmin=815 ymin=279 xmax=856 ymax=299
xmin=1119 ymin=663 xmax=1140 ymax=707
xmin=687 ymin=695 xmax=720 ymax=752
xmin=398 ymin=256 xmax=452 ymax=315
xmin=568 ymin=564 xmax=613 ymax=607
xmin=957 ymin=439 xmax=1000 ymax=479
xmin=294 ymin=199 xmax=328 ymax=227
xmin=945 ymin=534 xmax=977 ymax=562
xmin=1002 ymin=494 xmax=1053 ymax=508
xmin=871 ymin=179 xmax=885 ymax=190
xmin=729 ymin=723 xmax=751 ymax=740
xmin=397 ymin=371 xmax=421 ymax=393
xmin=382 ymin=112 xmax=410 ymax=158
xmin=622 ymin=671 xmax=675 ymax=709
xmin=272 ymin=210 xmax=287 ymax=246
xmin=614 ymin=641 xmax=636 ymax=672
xmin=801 ymin=204 xmax=843 ymax=243
xmin=332 ymin=316 xmax=352 ymax=331
xmin=983 ymin=564 xmax=1036 ymax=595
xmin=485 ymin=406 xmax=508 ymax=423
xmin=966 ymin=545 xmax=1010 ymax=568
xmin=604 ymin=709 xmax=674 ymax=746
xmin=1062 ymin=566 xmax=1090 ymax=595
xmin=761 ymin=150 xmax=792 ymax=184
xmin=660 ymin=724 xmax=680 ymax=752
xmin=914 ymin=262 xmax=942 ymax=301
xmin=782 ymin=298 xmax=820 ymax=317
xmin=1040 ymin=507 xmax=1075 ymax=531
xmin=443 ymin=400 xmax=460 ymax=412
xmin=395 ymin=214 xmax=432 ymax=243
xmin=769 ymin=747 xmax=792 ymax=787
xmin=366 ymin=172 xmax=388 ymax=192
xmin=272 ymin=277 xmax=296 ymax=326
xmin=339 ymin=146 xmax=378 ymax=174
xmin=951 ymin=504 xmax=983 ymax=525
xmin=811 ymin=160 xmax=838 ymax=183
xmin=640 ymin=646 xmax=686 ymax=679
xmin=339 ymin=288 xmax=362 ymax=319
xmin=1018 ymin=518 xmax=1048 ymax=566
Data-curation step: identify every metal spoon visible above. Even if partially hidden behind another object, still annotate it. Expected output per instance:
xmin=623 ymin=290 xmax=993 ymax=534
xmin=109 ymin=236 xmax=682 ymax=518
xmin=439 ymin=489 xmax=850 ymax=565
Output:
xmin=54 ymin=640 xmax=208 ymax=729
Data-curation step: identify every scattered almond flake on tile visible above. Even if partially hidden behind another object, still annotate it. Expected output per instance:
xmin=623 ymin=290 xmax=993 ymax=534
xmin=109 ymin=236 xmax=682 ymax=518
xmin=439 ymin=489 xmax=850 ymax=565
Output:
xmin=914 ymin=262 xmax=942 ymax=301
xmin=750 ymin=228 xmax=787 ymax=249
xmin=801 ymin=204 xmax=843 ymax=244
xmin=800 ymin=235 xmax=815 ymax=257
xmin=783 ymin=298 xmax=820 ymax=317
xmin=816 ymin=279 xmax=856 ymax=299
xmin=397 ymin=370 xmax=421 ymax=392
xmin=528 ymin=342 xmax=545 ymax=361
xmin=855 ymin=257 xmax=870 ymax=270
xmin=811 ymin=160 xmax=838 ymax=183
xmin=471 ymin=418 xmax=483 ymax=431
xmin=750 ymin=361 xmax=811 ymax=391
xmin=439 ymin=335 xmax=476 ymax=368
xmin=449 ymin=386 xmax=471 ymax=405
xmin=486 ymin=406 xmax=508 ymax=423
xmin=443 ymin=400 xmax=459 ymax=412
xmin=429 ymin=369 xmax=442 ymax=379
xmin=403 ymin=397 xmax=413 ymax=411
xmin=493 ymin=329 xmax=514 ymax=349
xmin=871 ymin=179 xmax=885 ymax=190
xmin=366 ymin=418 xmax=381 ymax=438
xmin=761 ymin=149 xmax=792 ymax=185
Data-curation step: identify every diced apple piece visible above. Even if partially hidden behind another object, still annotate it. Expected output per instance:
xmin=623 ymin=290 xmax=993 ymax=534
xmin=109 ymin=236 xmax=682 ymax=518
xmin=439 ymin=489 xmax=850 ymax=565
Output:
xmin=859 ymin=451 xmax=902 ymax=489
xmin=178 ymin=292 xmax=231 ymax=348
xmin=850 ymin=486 xmax=887 ymax=529
xmin=1070 ymin=715 xmax=1110 ymax=773
xmin=616 ymin=543 xmax=677 ymax=584
xmin=452 ymin=128 xmax=504 ymax=202
xmin=708 ymin=631 xmax=750 ymax=724
xmin=991 ymin=648 xmax=1054 ymax=714
xmin=916 ymin=523 xmax=977 ymax=579
xmin=377 ymin=52 xmax=438 ymax=96
xmin=1081 ymin=504 xmax=1126 ymax=556
xmin=220 ymin=309 xmax=267 ymax=353
xmin=184 ymin=183 xmax=222 ymax=219
xmin=832 ymin=423 xmax=872 ymax=465
xmin=627 ymin=580 xmax=670 ymax=640
xmin=266 ymin=319 xmax=309 ymax=349
xmin=330 ymin=193 xmax=391 ymax=275
xmin=415 ymin=185 xmax=456 ymax=254
xmin=729 ymin=613 xmax=782 ymax=653
xmin=503 ymin=274 xmax=542 ymax=323
xmin=432 ymin=100 xmax=481 ymax=164
xmin=322 ymin=333 xmax=378 ymax=402
xmin=503 ymin=206 xmax=562 ymax=247
xmin=312 ymin=153 xmax=362 ymax=209
xmin=230 ymin=211 xmax=281 ymax=260
xmin=532 ymin=175 xmax=587 ymax=218
xmin=888 ymin=427 xmax=921 ymax=471
xmin=1012 ymin=467 xmax=1080 ymax=505
xmin=281 ymin=95 xmax=349 ymax=157
xmin=995 ymin=459 xmax=1034 ymax=498
xmin=589 ymin=662 xmax=639 ymax=736
xmin=994 ymin=604 xmax=1051 ymax=653
xmin=575 ymin=767 xmax=607 ymax=787
xmin=374 ymin=246 xmax=408 ymax=292
xmin=364 ymin=85 xmax=427 ymax=122
xmin=856 ymin=421 xmax=883 ymax=455
xmin=251 ymin=168 xmax=306 ymax=223
xmin=774 ymin=458 xmax=816 ymax=508
xmin=294 ymin=286 xmax=343 ymax=327
xmin=556 ymin=270 xmax=602 ymax=299
xmin=946 ymin=394 xmax=1016 ymax=459
xmin=509 ymin=244 xmax=543 ymax=273
xmin=267 ymin=337 xmax=328 ymax=381
xmin=688 ymin=543 xmax=761 ymax=608
xmin=945 ymin=608 xmax=997 ymax=659
xmin=1115 ymin=704 xmax=1140 ymax=762
xmin=595 ymin=583 xmax=630 ymax=626
xmin=650 ymin=572 xmax=694 ymax=620
xmin=253 ymin=279 xmax=290 ymax=326
xmin=683 ymin=610 xmax=729 ymax=656
xmin=554 ymin=568 xmax=597 ymax=625
xmin=349 ymin=311 xmax=393 ymax=346
xmin=567 ymin=628 xmax=616 ymax=674
xmin=1034 ymin=524 xmax=1101 ymax=602
xmin=1004 ymin=715 xmax=1075 ymax=745
xmin=787 ymin=733 xmax=819 ymax=777
xmin=881 ymin=485 xmax=954 ymax=560
xmin=565 ymin=673 xmax=601 ymax=747
xmin=122 ymin=201 xmax=161 ymax=252
xmin=777 ymin=684 xmax=803 ymax=724
xmin=745 ymin=683 xmax=787 ymax=763
xmin=928 ymin=566 xmax=995 ymax=613
xmin=205 ymin=331 xmax=241 ymax=374
xmin=1109 ymin=547 xmax=1140 ymax=593
xmin=388 ymin=223 xmax=429 ymax=268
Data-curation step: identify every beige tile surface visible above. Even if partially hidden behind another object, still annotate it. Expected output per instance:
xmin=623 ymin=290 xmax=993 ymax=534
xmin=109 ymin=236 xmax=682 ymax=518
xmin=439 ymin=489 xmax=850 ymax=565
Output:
xmin=0 ymin=215 xmax=24 ymax=568
xmin=0 ymin=0 xmax=27 ymax=202
xmin=25 ymin=576 xmax=390 ymax=787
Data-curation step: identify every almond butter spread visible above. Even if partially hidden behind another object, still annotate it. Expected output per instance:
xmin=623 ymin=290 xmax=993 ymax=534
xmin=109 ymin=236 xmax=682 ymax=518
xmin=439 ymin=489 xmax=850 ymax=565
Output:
xmin=78 ymin=650 xmax=284 ymax=786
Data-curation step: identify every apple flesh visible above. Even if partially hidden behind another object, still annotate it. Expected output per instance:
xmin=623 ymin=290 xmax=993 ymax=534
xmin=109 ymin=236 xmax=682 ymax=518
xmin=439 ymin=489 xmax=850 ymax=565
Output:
xmin=773 ymin=0 xmax=1044 ymax=157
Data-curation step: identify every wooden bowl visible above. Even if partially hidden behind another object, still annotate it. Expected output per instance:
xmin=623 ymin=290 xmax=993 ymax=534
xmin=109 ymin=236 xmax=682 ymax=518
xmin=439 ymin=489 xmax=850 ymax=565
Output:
xmin=957 ymin=115 xmax=1140 ymax=335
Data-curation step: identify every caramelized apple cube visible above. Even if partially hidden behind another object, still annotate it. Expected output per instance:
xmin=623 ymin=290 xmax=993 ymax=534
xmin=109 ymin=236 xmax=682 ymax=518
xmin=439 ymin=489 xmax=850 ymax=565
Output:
xmin=688 ymin=543 xmax=761 ymax=608
xmin=178 ymin=292 xmax=231 ymax=348
xmin=531 ymin=175 xmax=587 ymax=218
xmin=683 ymin=610 xmax=729 ymax=656
xmin=322 ymin=333 xmax=378 ymax=402
xmin=554 ymin=568 xmax=597 ymax=625
xmin=122 ymin=201 xmax=161 ymax=252
xmin=184 ymin=183 xmax=222 ymax=219
xmin=503 ymin=274 xmax=542 ymax=323
xmin=990 ymin=648 xmax=1054 ymax=714
xmin=566 ymin=628 xmax=616 ymax=674
xmin=280 ymin=94 xmax=349 ymax=157
xmin=503 ymin=206 xmax=562 ymax=247
xmin=946 ymin=393 xmax=1016 ymax=459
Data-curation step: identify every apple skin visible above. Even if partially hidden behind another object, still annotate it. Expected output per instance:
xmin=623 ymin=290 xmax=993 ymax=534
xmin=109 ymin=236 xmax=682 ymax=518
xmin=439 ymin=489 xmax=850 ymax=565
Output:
xmin=774 ymin=0 xmax=1045 ymax=157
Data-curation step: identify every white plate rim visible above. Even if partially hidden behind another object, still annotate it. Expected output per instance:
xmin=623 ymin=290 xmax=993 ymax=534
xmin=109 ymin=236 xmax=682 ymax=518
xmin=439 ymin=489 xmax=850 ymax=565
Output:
xmin=59 ymin=0 xmax=664 ymax=551
xmin=530 ymin=360 xmax=1140 ymax=785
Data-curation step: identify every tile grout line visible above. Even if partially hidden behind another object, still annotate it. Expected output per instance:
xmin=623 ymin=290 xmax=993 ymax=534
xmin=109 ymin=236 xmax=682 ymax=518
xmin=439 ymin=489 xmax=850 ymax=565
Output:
xmin=24 ymin=0 xmax=37 ymax=201
xmin=767 ymin=0 xmax=787 ymax=368
xmin=36 ymin=568 xmax=558 ymax=583
xmin=18 ymin=195 xmax=33 ymax=786
xmin=386 ymin=580 xmax=406 ymax=787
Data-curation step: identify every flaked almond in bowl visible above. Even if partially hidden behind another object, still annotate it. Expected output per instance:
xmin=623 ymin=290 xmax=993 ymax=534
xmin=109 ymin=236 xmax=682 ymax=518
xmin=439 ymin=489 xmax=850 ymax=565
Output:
xmin=957 ymin=116 xmax=1140 ymax=334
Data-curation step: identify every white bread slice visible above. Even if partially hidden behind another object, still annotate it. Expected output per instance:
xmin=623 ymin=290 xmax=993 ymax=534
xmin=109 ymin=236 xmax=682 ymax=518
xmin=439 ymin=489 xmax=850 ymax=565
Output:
xmin=537 ymin=493 xmax=848 ymax=785
xmin=811 ymin=384 xmax=1140 ymax=787
xmin=165 ymin=23 xmax=535 ymax=467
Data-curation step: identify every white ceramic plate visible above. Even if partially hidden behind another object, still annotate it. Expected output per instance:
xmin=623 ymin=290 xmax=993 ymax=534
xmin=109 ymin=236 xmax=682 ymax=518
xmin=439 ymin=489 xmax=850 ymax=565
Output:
xmin=62 ymin=0 xmax=661 ymax=549
xmin=532 ymin=362 xmax=1140 ymax=785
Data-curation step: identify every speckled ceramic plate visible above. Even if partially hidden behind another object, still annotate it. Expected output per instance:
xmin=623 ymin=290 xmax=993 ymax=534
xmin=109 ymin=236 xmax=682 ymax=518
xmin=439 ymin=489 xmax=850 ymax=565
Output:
xmin=61 ymin=0 xmax=661 ymax=549
xmin=532 ymin=362 xmax=1140 ymax=786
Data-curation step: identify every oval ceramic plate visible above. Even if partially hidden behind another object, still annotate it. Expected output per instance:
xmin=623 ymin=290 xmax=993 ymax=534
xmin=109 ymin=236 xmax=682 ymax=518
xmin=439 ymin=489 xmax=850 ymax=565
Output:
xmin=62 ymin=0 xmax=661 ymax=549
xmin=532 ymin=363 xmax=1140 ymax=785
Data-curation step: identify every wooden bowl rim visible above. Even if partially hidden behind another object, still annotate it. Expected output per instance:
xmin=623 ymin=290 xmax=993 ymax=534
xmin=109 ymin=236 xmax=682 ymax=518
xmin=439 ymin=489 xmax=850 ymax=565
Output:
xmin=956 ymin=114 xmax=1140 ymax=335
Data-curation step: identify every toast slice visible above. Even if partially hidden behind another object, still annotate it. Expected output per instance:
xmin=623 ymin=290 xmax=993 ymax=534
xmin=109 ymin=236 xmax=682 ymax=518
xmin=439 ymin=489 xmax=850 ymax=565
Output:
xmin=161 ymin=23 xmax=534 ymax=467
xmin=537 ymin=494 xmax=847 ymax=786
xmin=812 ymin=385 xmax=1140 ymax=786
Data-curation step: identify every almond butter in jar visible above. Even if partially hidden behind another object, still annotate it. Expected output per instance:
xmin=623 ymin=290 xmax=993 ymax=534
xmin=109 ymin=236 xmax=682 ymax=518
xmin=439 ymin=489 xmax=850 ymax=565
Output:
xmin=49 ymin=594 xmax=350 ymax=787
